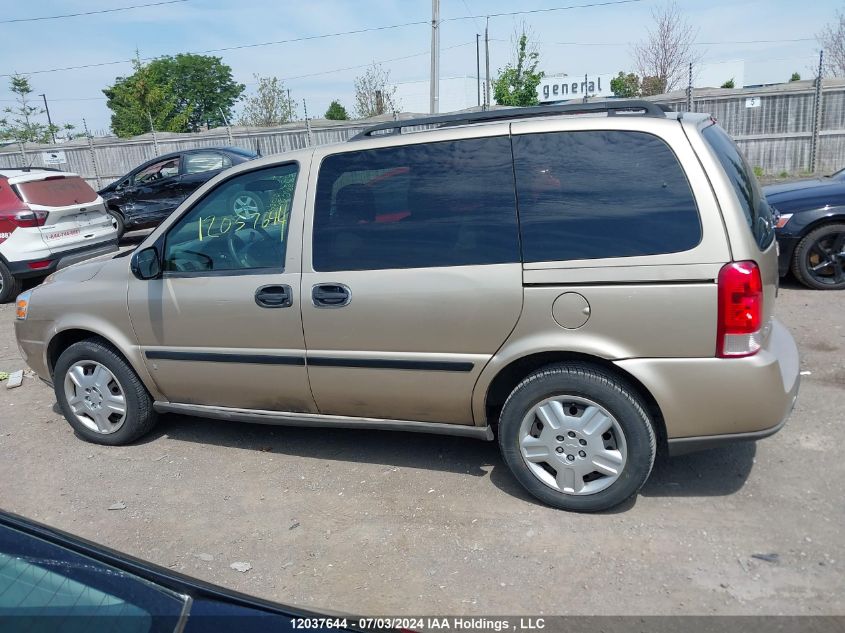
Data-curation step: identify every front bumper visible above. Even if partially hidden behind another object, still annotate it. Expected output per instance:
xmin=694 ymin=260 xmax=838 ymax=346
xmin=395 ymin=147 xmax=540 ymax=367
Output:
xmin=616 ymin=318 xmax=800 ymax=453
xmin=7 ymin=240 xmax=119 ymax=279
xmin=776 ymin=234 xmax=800 ymax=277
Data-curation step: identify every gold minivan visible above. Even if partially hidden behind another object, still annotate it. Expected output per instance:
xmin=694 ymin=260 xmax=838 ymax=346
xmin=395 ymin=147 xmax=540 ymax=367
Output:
xmin=14 ymin=102 xmax=800 ymax=512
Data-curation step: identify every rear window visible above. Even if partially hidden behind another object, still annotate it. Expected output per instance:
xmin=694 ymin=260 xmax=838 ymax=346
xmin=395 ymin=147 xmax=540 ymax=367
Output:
xmin=702 ymin=123 xmax=775 ymax=250
xmin=15 ymin=176 xmax=98 ymax=207
xmin=512 ymin=130 xmax=702 ymax=262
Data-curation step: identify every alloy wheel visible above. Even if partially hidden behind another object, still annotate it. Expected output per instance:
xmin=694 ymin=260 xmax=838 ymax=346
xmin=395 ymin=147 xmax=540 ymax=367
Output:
xmin=518 ymin=396 xmax=627 ymax=495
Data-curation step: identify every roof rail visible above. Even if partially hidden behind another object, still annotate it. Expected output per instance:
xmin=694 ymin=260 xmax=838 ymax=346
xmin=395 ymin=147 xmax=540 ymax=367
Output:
xmin=349 ymin=100 xmax=669 ymax=141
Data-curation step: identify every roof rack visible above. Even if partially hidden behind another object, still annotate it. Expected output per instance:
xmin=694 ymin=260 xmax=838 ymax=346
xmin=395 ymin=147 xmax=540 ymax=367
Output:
xmin=349 ymin=100 xmax=669 ymax=141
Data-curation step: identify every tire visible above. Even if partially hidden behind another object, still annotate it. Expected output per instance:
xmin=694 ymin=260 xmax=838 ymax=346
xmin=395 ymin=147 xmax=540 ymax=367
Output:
xmin=0 ymin=259 xmax=23 ymax=304
xmin=54 ymin=339 xmax=158 ymax=445
xmin=791 ymin=223 xmax=845 ymax=290
xmin=498 ymin=362 xmax=656 ymax=512
xmin=229 ymin=191 xmax=265 ymax=220
xmin=107 ymin=208 xmax=125 ymax=240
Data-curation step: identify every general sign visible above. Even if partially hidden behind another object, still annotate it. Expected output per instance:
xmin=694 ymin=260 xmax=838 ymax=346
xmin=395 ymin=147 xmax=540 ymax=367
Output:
xmin=538 ymin=74 xmax=615 ymax=102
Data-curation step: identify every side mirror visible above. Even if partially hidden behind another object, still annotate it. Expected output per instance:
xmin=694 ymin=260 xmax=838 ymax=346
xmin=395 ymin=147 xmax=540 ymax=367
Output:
xmin=131 ymin=247 xmax=162 ymax=280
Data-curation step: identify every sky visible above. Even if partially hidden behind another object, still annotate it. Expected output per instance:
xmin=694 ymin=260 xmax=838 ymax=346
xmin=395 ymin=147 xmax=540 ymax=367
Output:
xmin=0 ymin=0 xmax=840 ymax=134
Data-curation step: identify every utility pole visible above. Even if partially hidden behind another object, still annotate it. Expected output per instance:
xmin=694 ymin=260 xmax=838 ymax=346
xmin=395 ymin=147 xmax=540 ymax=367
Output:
xmin=218 ymin=107 xmax=234 ymax=146
xmin=287 ymin=88 xmax=293 ymax=121
xmin=38 ymin=94 xmax=57 ymax=143
xmin=82 ymin=118 xmax=102 ymax=190
xmin=303 ymin=99 xmax=313 ymax=146
xmin=476 ymin=34 xmax=481 ymax=107
xmin=686 ymin=62 xmax=693 ymax=112
xmin=147 ymin=111 xmax=160 ymax=156
xmin=484 ymin=17 xmax=491 ymax=109
xmin=429 ymin=0 xmax=440 ymax=114
xmin=811 ymin=49 xmax=825 ymax=173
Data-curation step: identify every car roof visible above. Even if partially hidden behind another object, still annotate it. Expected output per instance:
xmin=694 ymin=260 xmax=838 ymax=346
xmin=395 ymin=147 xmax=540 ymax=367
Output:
xmin=0 ymin=167 xmax=82 ymax=182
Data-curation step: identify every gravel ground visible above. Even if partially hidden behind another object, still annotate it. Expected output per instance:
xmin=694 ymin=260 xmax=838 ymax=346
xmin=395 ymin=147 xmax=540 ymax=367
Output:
xmin=0 ymin=275 xmax=843 ymax=616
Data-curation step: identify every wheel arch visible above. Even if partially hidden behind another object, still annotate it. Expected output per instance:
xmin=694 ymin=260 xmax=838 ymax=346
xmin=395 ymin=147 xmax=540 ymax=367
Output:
xmin=45 ymin=327 xmax=162 ymax=400
xmin=480 ymin=351 xmax=667 ymax=452
xmin=795 ymin=212 xmax=845 ymax=239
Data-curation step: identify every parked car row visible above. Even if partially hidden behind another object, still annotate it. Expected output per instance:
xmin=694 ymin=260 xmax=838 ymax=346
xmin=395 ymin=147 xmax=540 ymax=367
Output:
xmin=13 ymin=102 xmax=800 ymax=513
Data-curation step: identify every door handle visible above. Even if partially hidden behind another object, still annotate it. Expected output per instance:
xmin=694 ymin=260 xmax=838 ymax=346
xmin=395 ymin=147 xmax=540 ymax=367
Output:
xmin=255 ymin=284 xmax=292 ymax=308
xmin=312 ymin=283 xmax=351 ymax=308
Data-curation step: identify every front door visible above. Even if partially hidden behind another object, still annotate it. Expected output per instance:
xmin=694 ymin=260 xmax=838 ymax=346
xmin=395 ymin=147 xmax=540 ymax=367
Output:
xmin=301 ymin=133 xmax=524 ymax=425
xmin=128 ymin=161 xmax=316 ymax=413
xmin=127 ymin=156 xmax=184 ymax=226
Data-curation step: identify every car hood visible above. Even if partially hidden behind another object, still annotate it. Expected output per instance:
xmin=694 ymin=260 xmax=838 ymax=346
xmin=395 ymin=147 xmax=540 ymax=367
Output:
xmin=44 ymin=251 xmax=120 ymax=284
xmin=763 ymin=177 xmax=845 ymax=213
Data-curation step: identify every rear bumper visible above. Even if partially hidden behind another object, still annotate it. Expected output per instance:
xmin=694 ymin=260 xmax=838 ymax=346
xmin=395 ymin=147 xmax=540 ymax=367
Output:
xmin=6 ymin=240 xmax=119 ymax=279
xmin=616 ymin=318 xmax=800 ymax=452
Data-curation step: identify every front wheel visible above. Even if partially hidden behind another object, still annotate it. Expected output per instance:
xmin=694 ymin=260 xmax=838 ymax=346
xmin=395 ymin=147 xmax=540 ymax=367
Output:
xmin=54 ymin=339 xmax=158 ymax=445
xmin=498 ymin=363 xmax=656 ymax=512
xmin=791 ymin=223 xmax=845 ymax=290
xmin=0 ymin=259 xmax=22 ymax=304
xmin=107 ymin=208 xmax=125 ymax=239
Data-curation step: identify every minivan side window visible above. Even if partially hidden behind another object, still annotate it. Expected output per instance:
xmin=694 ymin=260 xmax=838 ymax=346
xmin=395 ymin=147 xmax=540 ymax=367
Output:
xmin=312 ymin=136 xmax=520 ymax=271
xmin=162 ymin=163 xmax=298 ymax=274
xmin=702 ymin=123 xmax=775 ymax=250
xmin=512 ymin=130 xmax=702 ymax=262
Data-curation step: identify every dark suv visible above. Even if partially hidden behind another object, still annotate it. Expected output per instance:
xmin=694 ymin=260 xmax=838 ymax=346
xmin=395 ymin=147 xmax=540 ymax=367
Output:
xmin=99 ymin=147 xmax=257 ymax=237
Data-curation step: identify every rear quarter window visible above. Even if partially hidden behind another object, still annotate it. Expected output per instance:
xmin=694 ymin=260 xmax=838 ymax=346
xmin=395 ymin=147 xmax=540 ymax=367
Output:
xmin=701 ymin=123 xmax=775 ymax=250
xmin=15 ymin=176 xmax=98 ymax=207
xmin=512 ymin=130 xmax=702 ymax=262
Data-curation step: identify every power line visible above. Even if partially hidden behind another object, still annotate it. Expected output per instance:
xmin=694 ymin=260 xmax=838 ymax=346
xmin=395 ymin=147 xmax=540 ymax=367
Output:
xmin=0 ymin=0 xmax=647 ymax=77
xmin=0 ymin=19 xmax=431 ymax=77
xmin=0 ymin=0 xmax=190 ymax=24
xmin=443 ymin=0 xmax=646 ymax=22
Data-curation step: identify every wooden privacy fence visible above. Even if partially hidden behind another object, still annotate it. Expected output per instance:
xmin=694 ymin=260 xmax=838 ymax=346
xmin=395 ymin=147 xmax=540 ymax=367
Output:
xmin=652 ymin=78 xmax=845 ymax=175
xmin=3 ymin=79 xmax=845 ymax=183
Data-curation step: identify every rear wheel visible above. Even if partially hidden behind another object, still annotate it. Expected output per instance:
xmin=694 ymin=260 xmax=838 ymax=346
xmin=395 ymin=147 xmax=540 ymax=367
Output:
xmin=54 ymin=339 xmax=158 ymax=445
xmin=791 ymin=223 xmax=845 ymax=290
xmin=498 ymin=363 xmax=656 ymax=512
xmin=0 ymin=259 xmax=22 ymax=304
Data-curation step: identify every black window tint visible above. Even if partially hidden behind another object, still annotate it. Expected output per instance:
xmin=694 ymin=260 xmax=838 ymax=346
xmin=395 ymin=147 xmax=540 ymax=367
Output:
xmin=513 ymin=130 xmax=702 ymax=262
xmin=313 ymin=137 xmax=520 ymax=271
xmin=702 ymin=123 xmax=774 ymax=250
xmin=163 ymin=163 xmax=297 ymax=273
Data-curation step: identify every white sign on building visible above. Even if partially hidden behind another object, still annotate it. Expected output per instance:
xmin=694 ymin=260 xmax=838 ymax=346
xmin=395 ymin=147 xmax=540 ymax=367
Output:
xmin=41 ymin=150 xmax=67 ymax=165
xmin=538 ymin=74 xmax=615 ymax=103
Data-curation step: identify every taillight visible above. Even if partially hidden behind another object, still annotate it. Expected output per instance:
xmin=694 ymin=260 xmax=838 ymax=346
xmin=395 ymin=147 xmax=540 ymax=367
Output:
xmin=7 ymin=209 xmax=49 ymax=228
xmin=717 ymin=261 xmax=764 ymax=358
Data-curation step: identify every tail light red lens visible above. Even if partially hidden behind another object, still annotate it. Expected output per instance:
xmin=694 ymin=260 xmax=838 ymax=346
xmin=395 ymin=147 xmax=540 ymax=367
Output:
xmin=717 ymin=261 xmax=764 ymax=358
xmin=8 ymin=209 xmax=49 ymax=228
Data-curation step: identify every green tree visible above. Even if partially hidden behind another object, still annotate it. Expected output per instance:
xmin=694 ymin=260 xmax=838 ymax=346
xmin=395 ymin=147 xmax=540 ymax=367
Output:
xmin=640 ymin=75 xmax=667 ymax=96
xmin=0 ymin=75 xmax=64 ymax=144
xmin=325 ymin=100 xmax=349 ymax=120
xmin=721 ymin=78 xmax=735 ymax=88
xmin=610 ymin=71 xmax=641 ymax=97
xmin=790 ymin=72 xmax=801 ymax=82
xmin=238 ymin=75 xmax=293 ymax=127
xmin=493 ymin=32 xmax=544 ymax=106
xmin=104 ymin=53 xmax=244 ymax=137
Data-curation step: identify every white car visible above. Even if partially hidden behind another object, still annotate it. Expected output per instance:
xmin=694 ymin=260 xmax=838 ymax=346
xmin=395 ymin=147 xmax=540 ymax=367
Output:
xmin=0 ymin=168 xmax=118 ymax=302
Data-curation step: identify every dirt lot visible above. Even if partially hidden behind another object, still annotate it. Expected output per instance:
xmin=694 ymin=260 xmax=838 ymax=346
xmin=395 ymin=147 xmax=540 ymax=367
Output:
xmin=0 ymin=276 xmax=843 ymax=616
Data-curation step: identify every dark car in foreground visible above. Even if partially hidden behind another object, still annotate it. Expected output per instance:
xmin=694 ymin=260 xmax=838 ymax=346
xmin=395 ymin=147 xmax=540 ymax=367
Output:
xmin=764 ymin=170 xmax=845 ymax=289
xmin=99 ymin=147 xmax=258 ymax=237
xmin=0 ymin=510 xmax=356 ymax=632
